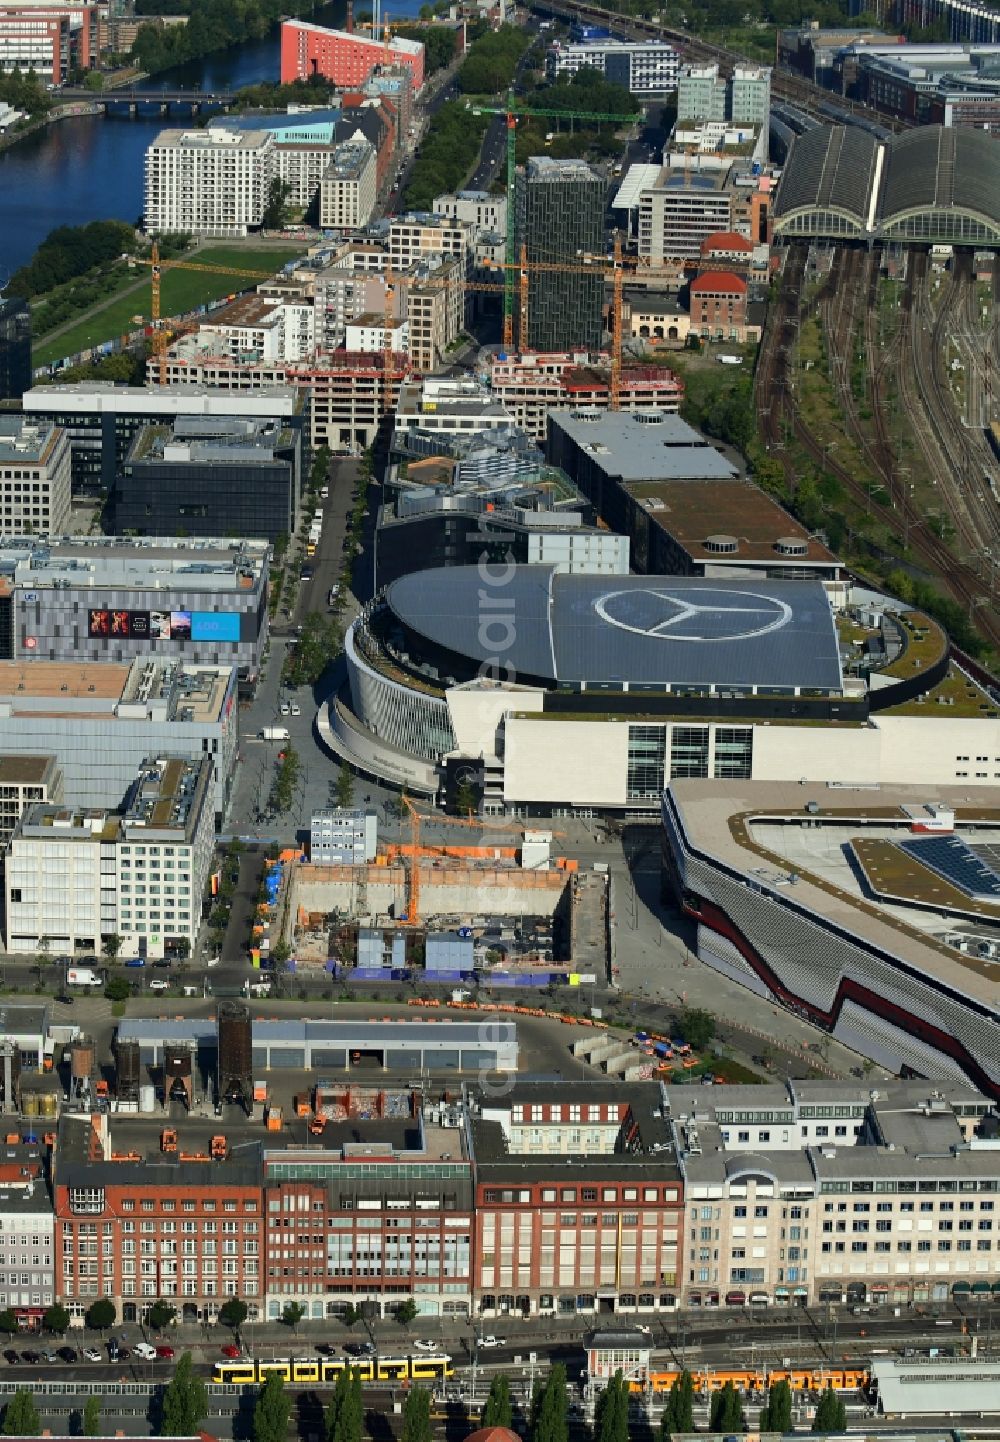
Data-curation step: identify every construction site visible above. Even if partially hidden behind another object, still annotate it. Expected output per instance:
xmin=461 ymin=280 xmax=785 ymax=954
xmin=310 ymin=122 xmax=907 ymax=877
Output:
xmin=277 ymin=816 xmax=610 ymax=987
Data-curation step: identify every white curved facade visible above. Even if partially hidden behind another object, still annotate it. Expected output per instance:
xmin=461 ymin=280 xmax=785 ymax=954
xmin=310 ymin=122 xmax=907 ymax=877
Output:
xmin=345 ymin=622 xmax=456 ymax=763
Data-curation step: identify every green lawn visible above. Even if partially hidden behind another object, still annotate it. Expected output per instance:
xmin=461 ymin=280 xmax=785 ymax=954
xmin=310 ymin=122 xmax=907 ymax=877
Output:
xmin=34 ymin=244 xmax=308 ymax=368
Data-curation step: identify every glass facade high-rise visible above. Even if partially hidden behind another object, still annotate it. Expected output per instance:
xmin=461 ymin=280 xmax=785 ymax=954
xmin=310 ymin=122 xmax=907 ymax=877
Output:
xmin=517 ymin=157 xmax=605 ymax=352
xmin=0 ymin=298 xmax=31 ymax=401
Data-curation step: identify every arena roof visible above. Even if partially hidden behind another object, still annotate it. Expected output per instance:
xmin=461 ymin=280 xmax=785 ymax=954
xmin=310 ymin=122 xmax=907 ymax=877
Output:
xmin=773 ymin=123 xmax=1000 ymax=242
xmin=386 ymin=568 xmax=843 ymax=691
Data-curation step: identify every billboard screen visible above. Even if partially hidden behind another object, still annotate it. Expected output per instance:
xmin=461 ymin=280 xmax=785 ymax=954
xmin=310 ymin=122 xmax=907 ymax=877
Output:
xmin=190 ymin=611 xmax=241 ymax=643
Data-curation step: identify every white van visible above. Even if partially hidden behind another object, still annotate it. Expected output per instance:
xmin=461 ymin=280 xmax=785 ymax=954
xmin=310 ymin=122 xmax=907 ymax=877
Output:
xmin=67 ymin=967 xmax=101 ymax=987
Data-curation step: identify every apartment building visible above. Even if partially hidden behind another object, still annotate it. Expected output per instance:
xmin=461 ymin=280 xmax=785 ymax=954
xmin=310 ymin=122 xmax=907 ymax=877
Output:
xmin=433 ymin=190 xmax=507 ymax=238
xmin=315 ymin=268 xmax=390 ymax=349
xmin=309 ymin=808 xmax=377 ymax=864
xmin=280 ymin=19 xmax=424 ymax=92
xmin=0 ymin=418 xmax=71 ymax=538
xmin=470 ymin=1081 xmax=684 ymax=1320
xmin=144 ymin=129 xmax=274 ymax=238
xmin=404 ymin=259 xmax=465 ymax=372
xmin=545 ymin=38 xmax=679 ymax=96
xmin=54 ymin=1112 xmax=262 ymax=1324
xmin=318 ymin=136 xmax=378 ymax=231
xmin=262 ymin=1087 xmax=473 ymax=1320
xmin=673 ymin=1080 xmax=997 ymax=1308
xmin=388 ymin=214 xmax=472 ymax=271
xmin=344 ymin=314 xmax=409 ymax=354
xmin=5 ymin=754 xmax=215 ymax=959
xmin=0 ymin=1172 xmax=55 ymax=1319
xmin=489 ymin=351 xmax=682 ymax=440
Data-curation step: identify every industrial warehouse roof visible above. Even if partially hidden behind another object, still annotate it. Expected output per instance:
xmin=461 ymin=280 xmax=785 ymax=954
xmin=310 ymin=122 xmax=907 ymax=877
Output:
xmin=387 ymin=567 xmax=843 ymax=690
xmin=548 ymin=409 xmax=738 ymax=482
xmin=116 ymin=1019 xmax=516 ymax=1047
xmin=773 ymin=122 xmax=1000 ymax=241
xmin=872 ymin=1357 xmax=1000 ymax=1416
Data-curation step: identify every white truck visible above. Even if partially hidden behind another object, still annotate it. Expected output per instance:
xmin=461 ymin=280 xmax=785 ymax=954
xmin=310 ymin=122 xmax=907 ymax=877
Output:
xmin=259 ymin=726 xmax=290 ymax=742
xmin=67 ymin=967 xmax=101 ymax=987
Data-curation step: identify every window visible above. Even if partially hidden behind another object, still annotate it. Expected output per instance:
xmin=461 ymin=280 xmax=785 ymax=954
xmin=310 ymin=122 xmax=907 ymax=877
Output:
xmin=627 ymin=725 xmax=666 ymax=800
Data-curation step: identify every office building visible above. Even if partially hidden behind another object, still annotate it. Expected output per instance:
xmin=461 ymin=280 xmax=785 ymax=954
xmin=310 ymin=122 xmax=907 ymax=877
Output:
xmin=393 ymin=376 xmax=511 ymax=439
xmin=545 ymin=38 xmax=680 ymax=96
xmin=0 ymin=756 xmax=62 ymax=845
xmin=21 ymin=382 xmax=304 ymax=499
xmin=517 ymin=158 xmax=605 ymax=352
xmin=115 ymin=415 xmax=302 ymax=544
xmin=433 ymin=190 xmax=507 ymax=238
xmin=730 ymin=65 xmax=771 ymax=124
xmin=5 ymin=754 xmax=215 ymax=959
xmin=0 ymin=658 xmax=238 ymax=825
xmin=310 ymin=808 xmax=377 ymax=864
xmin=144 ymin=129 xmax=275 ymax=238
xmin=490 ymin=352 xmax=683 ymax=440
xmin=280 ymin=19 xmax=424 ymax=91
xmin=318 ymin=135 xmax=378 ymax=231
xmin=0 ymin=418 xmax=71 ymax=538
xmin=677 ymin=63 xmax=727 ymax=120
xmin=470 ymin=1081 xmax=684 ymax=1318
xmin=0 ymin=297 xmax=30 ymax=401
xmin=638 ymin=170 xmax=735 ymax=262
xmin=0 ymin=0 xmax=98 ymax=84
xmin=676 ymin=62 xmax=770 ymax=124
xmin=850 ymin=41 xmax=1000 ymax=126
xmin=0 ymin=536 xmax=270 ymax=679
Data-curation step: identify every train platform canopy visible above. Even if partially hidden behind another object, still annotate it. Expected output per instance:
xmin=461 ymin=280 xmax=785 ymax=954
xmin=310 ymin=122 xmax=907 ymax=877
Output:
xmin=773 ymin=122 xmax=1000 ymax=244
xmin=873 ymin=1356 xmax=1000 ymax=1416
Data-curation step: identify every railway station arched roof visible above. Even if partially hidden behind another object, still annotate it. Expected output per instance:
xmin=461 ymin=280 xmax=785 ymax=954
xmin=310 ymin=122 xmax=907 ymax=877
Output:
xmin=878 ymin=126 xmax=1000 ymax=244
xmin=772 ymin=125 xmax=881 ymax=239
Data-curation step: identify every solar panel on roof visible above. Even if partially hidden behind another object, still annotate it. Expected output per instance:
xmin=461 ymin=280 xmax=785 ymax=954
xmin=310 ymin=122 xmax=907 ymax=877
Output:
xmin=898 ymin=836 xmax=1000 ymax=901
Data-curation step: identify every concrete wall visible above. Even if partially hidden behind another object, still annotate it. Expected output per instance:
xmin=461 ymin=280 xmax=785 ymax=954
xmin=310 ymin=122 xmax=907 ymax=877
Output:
xmin=504 ymin=718 xmax=630 ymax=807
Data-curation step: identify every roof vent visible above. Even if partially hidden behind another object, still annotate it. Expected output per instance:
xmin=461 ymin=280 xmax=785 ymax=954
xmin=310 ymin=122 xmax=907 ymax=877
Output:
xmin=633 ymin=409 xmax=664 ymax=425
xmin=704 ymin=534 xmax=739 ymax=555
xmin=774 ymin=536 xmax=809 ymax=556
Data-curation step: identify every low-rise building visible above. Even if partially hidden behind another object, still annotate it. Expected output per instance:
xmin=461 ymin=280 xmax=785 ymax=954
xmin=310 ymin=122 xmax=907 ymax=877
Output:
xmin=318 ymin=135 xmax=378 ymax=231
xmin=344 ymin=313 xmax=409 ymax=354
xmin=0 ymin=418 xmax=71 ymax=538
xmin=688 ymin=271 xmax=753 ymax=341
xmin=115 ymin=415 xmax=302 ymax=544
xmin=394 ymin=377 xmax=512 ymax=439
xmin=0 ymin=1176 xmax=55 ymax=1320
xmin=623 ymin=292 xmax=690 ymax=344
xmin=470 ymin=1081 xmax=684 ymax=1319
xmin=310 ymin=808 xmax=377 ymax=864
xmin=0 ymin=658 xmax=238 ymax=825
xmin=491 ymin=353 xmax=683 ymax=440
xmin=5 ymin=753 xmax=215 ymax=959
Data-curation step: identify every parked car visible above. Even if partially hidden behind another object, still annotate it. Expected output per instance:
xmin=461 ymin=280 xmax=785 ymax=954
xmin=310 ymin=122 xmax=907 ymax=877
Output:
xmin=83 ymin=1347 xmax=102 ymax=1363
xmin=280 ymin=701 xmax=290 ymax=716
xmin=134 ymin=1342 xmax=157 ymax=1361
xmin=320 ymin=486 xmax=329 ymax=499
xmin=290 ymin=702 xmax=300 ymax=717
xmin=124 ymin=958 xmax=145 ymax=968
xmin=221 ymin=1344 xmax=242 ymax=1359
xmin=344 ymin=1341 xmax=375 ymax=1357
xmin=155 ymin=1345 xmax=175 ymax=1360
xmin=57 ymin=1347 xmax=77 ymax=1363
xmin=149 ymin=978 xmax=170 ymax=992
xmin=413 ymin=1340 xmax=439 ymax=1353
xmin=476 ymin=1336 xmax=505 ymax=1349
xmin=42 ymin=1351 xmax=59 ymax=1363
xmin=152 ymin=958 xmax=171 ymax=968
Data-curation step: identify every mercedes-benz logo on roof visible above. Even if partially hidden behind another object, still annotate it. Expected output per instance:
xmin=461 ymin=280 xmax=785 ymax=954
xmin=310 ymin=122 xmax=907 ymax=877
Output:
xmin=593 ymin=587 xmax=793 ymax=643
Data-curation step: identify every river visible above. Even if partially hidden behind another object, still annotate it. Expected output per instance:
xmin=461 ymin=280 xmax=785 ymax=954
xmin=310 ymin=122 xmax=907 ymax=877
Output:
xmin=0 ymin=0 xmax=424 ymax=274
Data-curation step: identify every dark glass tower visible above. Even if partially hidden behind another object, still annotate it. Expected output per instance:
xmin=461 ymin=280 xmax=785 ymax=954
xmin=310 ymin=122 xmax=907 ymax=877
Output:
xmin=0 ymin=298 xmax=31 ymax=401
xmin=517 ymin=157 xmax=605 ymax=352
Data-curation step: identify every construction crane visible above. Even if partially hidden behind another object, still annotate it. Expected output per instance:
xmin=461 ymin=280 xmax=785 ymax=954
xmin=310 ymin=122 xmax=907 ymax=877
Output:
xmin=135 ymin=242 xmax=276 ymax=384
xmin=467 ymin=90 xmax=641 ymax=350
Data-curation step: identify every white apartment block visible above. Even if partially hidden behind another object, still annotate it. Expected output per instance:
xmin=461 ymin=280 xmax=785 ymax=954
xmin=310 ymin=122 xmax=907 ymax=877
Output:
xmin=5 ymin=754 xmax=215 ymax=959
xmin=638 ymin=176 xmax=734 ymax=261
xmin=673 ymin=1080 xmax=998 ymax=1308
xmin=196 ymin=299 xmax=315 ymax=365
xmin=315 ymin=268 xmax=389 ymax=349
xmin=546 ymin=39 xmax=680 ymax=96
xmin=0 ymin=1181 xmax=54 ymax=1313
xmin=0 ymin=418 xmax=71 ymax=537
xmin=144 ymin=128 xmax=274 ymax=237
xmin=388 ymin=214 xmax=472 ymax=271
xmin=318 ymin=136 xmax=377 ymax=231
xmin=310 ymin=807 xmax=377 ymax=864
xmin=276 ymin=141 xmax=340 ymax=210
xmin=433 ymin=190 xmax=507 ymax=239
xmin=345 ymin=314 xmax=409 ymax=354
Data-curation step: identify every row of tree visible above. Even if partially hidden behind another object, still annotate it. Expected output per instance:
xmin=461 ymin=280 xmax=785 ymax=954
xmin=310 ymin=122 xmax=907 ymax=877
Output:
xmin=0 ymin=67 xmax=52 ymax=120
xmin=455 ymin=22 xmax=529 ymax=96
xmin=400 ymin=100 xmax=488 ymax=212
xmin=7 ymin=219 xmax=137 ymax=299
xmin=394 ymin=24 xmax=456 ymax=76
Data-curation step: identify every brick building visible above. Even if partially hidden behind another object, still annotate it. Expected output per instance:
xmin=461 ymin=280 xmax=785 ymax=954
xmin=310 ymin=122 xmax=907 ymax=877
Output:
xmin=280 ymin=19 xmax=424 ymax=92
xmin=54 ymin=1113 xmax=262 ymax=1324
xmin=688 ymin=271 xmax=749 ymax=341
xmin=470 ymin=1082 xmax=684 ymax=1321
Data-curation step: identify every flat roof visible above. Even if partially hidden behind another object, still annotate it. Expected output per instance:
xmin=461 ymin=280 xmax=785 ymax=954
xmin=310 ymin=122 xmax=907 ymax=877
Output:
xmin=0 ymin=661 xmax=129 ymax=700
xmin=549 ymin=408 xmax=738 ymax=483
xmin=0 ymin=418 xmax=59 ymax=466
xmin=117 ymin=1018 xmax=515 ymax=1047
xmin=666 ymin=779 xmax=1000 ymax=1009
xmin=387 ymin=567 xmax=843 ymax=691
xmin=629 ymin=478 xmax=836 ymax=564
xmin=22 ymin=383 xmax=299 ymax=413
xmin=873 ymin=1357 xmax=1000 ymax=1415
xmin=0 ymin=755 xmax=57 ymax=785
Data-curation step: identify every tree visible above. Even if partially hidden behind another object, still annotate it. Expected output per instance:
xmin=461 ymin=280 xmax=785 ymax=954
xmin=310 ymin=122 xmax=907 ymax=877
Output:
xmin=83 ymin=1395 xmax=101 ymax=1437
xmin=102 ymin=933 xmax=122 ymax=961
xmin=812 ymin=1385 xmax=846 ymax=1433
xmin=85 ymin=1297 xmax=116 ymax=1332
xmin=595 ymin=1370 xmax=629 ymax=1442
xmin=393 ymin=1297 xmax=418 ymax=1327
xmin=661 ymin=1369 xmax=695 ymax=1438
xmin=676 ymin=1007 xmax=715 ymax=1051
xmin=105 ymin=974 xmax=130 ymax=1002
xmin=218 ymin=1297 xmax=248 ymax=1336
xmin=160 ymin=1352 xmax=208 ymax=1436
xmin=2 ymin=1391 xmax=40 ymax=1436
xmin=335 ymin=766 xmax=355 ymax=809
xmin=401 ymin=1386 xmax=432 ymax=1442
xmin=327 ymin=1367 xmax=363 ymax=1442
xmin=281 ymin=1301 xmax=306 ymax=1333
xmin=709 ymin=1380 xmax=744 ymax=1434
xmin=0 ymin=1312 xmax=18 ymax=1337
xmin=42 ymin=1303 xmax=70 ymax=1335
xmin=261 ymin=178 xmax=291 ymax=231
xmin=253 ymin=1372 xmax=291 ymax=1442
xmin=760 ymin=1378 xmax=792 ymax=1433
xmin=532 ymin=1364 xmax=569 ymax=1442
xmin=482 ymin=1374 xmax=513 ymax=1429
xmin=148 ymin=1298 xmax=177 ymax=1333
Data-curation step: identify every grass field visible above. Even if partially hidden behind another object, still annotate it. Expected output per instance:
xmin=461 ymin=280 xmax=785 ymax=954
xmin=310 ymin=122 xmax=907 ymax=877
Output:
xmin=33 ymin=244 xmax=308 ymax=368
